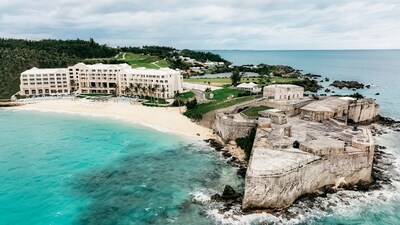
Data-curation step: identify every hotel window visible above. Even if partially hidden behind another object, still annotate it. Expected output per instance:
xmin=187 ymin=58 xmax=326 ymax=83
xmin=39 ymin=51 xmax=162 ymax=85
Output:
xmin=45 ymin=89 xmax=49 ymax=94
xmin=25 ymin=90 xmax=29 ymax=95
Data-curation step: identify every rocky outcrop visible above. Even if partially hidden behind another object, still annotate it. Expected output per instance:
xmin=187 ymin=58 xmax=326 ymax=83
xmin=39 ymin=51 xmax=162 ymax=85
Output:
xmin=348 ymin=99 xmax=380 ymax=123
xmin=330 ymin=80 xmax=365 ymax=89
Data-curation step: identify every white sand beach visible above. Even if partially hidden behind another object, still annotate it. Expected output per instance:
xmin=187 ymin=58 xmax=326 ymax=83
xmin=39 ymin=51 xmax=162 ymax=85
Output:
xmin=12 ymin=99 xmax=213 ymax=140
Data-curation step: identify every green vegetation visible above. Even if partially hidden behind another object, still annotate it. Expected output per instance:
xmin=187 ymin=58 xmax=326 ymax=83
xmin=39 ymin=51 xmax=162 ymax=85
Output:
xmin=184 ymin=77 xmax=259 ymax=86
xmin=184 ymin=87 xmax=255 ymax=119
xmin=205 ymin=88 xmax=247 ymax=100
xmin=122 ymin=52 xmax=170 ymax=69
xmin=180 ymin=49 xmax=228 ymax=63
xmin=178 ymin=91 xmax=195 ymax=100
xmin=236 ymin=128 xmax=257 ymax=160
xmin=184 ymin=96 xmax=254 ymax=119
xmin=183 ymin=77 xmax=301 ymax=86
xmin=242 ymin=106 xmax=273 ymax=117
xmin=0 ymin=38 xmax=117 ymax=99
xmin=230 ymin=70 xmax=242 ymax=86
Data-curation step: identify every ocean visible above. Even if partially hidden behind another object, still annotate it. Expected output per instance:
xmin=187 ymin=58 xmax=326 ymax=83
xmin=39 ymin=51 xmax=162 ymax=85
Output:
xmin=0 ymin=110 xmax=243 ymax=225
xmin=1 ymin=50 xmax=400 ymax=225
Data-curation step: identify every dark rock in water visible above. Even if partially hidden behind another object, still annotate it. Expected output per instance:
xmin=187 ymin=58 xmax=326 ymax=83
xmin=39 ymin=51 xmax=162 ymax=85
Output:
xmin=354 ymin=180 xmax=371 ymax=191
xmin=320 ymin=79 xmax=324 ymax=82
xmin=366 ymin=84 xmax=371 ymax=88
xmin=376 ymin=93 xmax=380 ymax=95
xmin=222 ymin=185 xmax=242 ymax=200
xmin=324 ymin=88 xmax=331 ymax=93
xmin=304 ymin=73 xmax=322 ymax=79
xmin=377 ymin=145 xmax=387 ymax=150
xmin=331 ymin=91 xmax=335 ymax=93
xmin=222 ymin=151 xmax=232 ymax=158
xmin=330 ymin=80 xmax=364 ymax=89
xmin=204 ymin=139 xmax=224 ymax=151
xmin=325 ymin=77 xmax=330 ymax=82
xmin=376 ymin=116 xmax=400 ymax=132
xmin=211 ymin=194 xmax=223 ymax=202
xmin=237 ymin=167 xmax=247 ymax=178
xmin=321 ymin=184 xmax=336 ymax=194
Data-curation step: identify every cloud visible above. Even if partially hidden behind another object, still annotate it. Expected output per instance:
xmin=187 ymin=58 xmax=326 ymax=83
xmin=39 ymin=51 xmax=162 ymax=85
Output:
xmin=0 ymin=0 xmax=399 ymax=49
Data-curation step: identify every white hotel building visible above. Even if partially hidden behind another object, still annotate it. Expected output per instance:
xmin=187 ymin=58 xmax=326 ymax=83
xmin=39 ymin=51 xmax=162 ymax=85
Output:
xmin=19 ymin=63 xmax=183 ymax=99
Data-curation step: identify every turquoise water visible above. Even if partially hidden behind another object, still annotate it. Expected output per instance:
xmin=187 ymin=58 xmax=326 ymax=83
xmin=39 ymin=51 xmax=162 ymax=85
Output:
xmin=0 ymin=110 xmax=243 ymax=225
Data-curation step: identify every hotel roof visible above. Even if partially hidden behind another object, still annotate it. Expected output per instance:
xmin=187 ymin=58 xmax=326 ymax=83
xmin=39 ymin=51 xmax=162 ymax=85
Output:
xmin=22 ymin=67 xmax=68 ymax=74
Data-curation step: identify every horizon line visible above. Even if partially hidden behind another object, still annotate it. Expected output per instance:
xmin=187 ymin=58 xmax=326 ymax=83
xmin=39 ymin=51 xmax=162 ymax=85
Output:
xmin=198 ymin=48 xmax=400 ymax=51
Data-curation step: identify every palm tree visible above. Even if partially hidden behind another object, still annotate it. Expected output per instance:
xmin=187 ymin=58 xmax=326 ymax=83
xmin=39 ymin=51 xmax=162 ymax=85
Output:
xmin=160 ymin=86 xmax=166 ymax=99
xmin=141 ymin=85 xmax=147 ymax=99
xmin=135 ymin=83 xmax=142 ymax=98
xmin=153 ymin=84 xmax=160 ymax=98
xmin=175 ymin=91 xmax=182 ymax=114
xmin=124 ymin=86 xmax=130 ymax=96
xmin=128 ymin=83 xmax=134 ymax=97
xmin=70 ymin=80 xmax=76 ymax=95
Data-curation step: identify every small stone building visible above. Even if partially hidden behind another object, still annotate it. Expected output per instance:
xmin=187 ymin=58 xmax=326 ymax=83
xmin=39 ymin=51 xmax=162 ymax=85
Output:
xmin=236 ymin=82 xmax=261 ymax=93
xmin=263 ymin=84 xmax=304 ymax=100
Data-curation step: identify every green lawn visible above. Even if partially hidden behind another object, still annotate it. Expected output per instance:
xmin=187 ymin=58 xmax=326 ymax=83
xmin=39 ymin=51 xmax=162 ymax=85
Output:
xmin=86 ymin=52 xmax=171 ymax=69
xmin=184 ymin=87 xmax=255 ymax=118
xmin=183 ymin=77 xmax=301 ymax=86
xmin=154 ymin=60 xmax=170 ymax=68
xmin=205 ymin=88 xmax=247 ymax=100
xmin=178 ymin=91 xmax=195 ymax=100
xmin=123 ymin=53 xmax=170 ymax=69
xmin=242 ymin=106 xmax=273 ymax=117
xmin=184 ymin=96 xmax=254 ymax=118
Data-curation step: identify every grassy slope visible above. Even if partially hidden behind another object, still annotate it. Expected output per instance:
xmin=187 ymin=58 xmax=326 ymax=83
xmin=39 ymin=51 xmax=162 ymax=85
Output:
xmin=123 ymin=53 xmax=170 ymax=69
xmin=184 ymin=88 xmax=254 ymax=117
xmin=242 ymin=106 xmax=273 ymax=117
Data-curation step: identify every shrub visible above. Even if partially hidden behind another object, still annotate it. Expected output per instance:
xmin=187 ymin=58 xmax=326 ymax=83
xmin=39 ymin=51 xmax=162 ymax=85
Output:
xmin=236 ymin=128 xmax=257 ymax=160
xmin=185 ymin=98 xmax=198 ymax=110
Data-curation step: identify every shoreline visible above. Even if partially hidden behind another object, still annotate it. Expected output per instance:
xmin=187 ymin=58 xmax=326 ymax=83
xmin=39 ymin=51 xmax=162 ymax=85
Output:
xmin=9 ymin=99 xmax=214 ymax=141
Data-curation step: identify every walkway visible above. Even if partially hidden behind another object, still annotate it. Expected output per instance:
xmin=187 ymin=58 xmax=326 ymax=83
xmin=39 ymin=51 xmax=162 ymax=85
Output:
xmin=192 ymin=90 xmax=211 ymax=104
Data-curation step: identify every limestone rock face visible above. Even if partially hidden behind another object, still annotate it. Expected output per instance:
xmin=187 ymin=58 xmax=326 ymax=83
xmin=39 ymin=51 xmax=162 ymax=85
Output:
xmin=348 ymin=99 xmax=380 ymax=123
xmin=242 ymin=152 xmax=373 ymax=210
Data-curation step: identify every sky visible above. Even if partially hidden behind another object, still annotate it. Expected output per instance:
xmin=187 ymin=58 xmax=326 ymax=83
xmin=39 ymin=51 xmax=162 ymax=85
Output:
xmin=0 ymin=0 xmax=399 ymax=50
